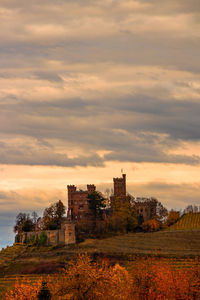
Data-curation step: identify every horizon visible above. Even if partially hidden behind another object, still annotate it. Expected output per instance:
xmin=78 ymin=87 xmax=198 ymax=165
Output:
xmin=1 ymin=0 xmax=200 ymax=248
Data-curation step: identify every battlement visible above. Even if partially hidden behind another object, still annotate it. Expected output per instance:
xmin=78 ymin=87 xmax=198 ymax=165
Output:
xmin=67 ymin=185 xmax=77 ymax=192
xmin=87 ymin=184 xmax=96 ymax=192
xmin=133 ymin=197 xmax=157 ymax=206
xmin=113 ymin=174 xmax=126 ymax=183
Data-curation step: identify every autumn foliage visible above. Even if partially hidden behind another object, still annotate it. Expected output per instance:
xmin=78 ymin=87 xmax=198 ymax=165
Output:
xmin=142 ymin=219 xmax=160 ymax=232
xmin=5 ymin=254 xmax=200 ymax=300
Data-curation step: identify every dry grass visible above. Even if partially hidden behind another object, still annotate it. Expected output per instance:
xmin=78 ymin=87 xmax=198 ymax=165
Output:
xmin=79 ymin=230 xmax=200 ymax=256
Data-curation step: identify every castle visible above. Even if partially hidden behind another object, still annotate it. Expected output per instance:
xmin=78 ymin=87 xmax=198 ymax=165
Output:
xmin=16 ymin=174 xmax=157 ymax=246
xmin=67 ymin=173 xmax=157 ymax=223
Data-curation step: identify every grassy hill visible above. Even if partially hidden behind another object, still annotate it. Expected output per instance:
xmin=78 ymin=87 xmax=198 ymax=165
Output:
xmin=0 ymin=230 xmax=200 ymax=274
xmin=169 ymin=213 xmax=200 ymax=231
xmin=0 ymin=230 xmax=200 ymax=297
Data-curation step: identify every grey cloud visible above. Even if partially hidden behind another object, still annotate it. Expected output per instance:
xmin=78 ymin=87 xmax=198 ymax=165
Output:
xmin=1 ymin=91 xmax=200 ymax=166
xmin=126 ymin=181 xmax=200 ymax=209
xmin=0 ymin=0 xmax=200 ymax=167
xmin=0 ymin=141 xmax=104 ymax=167
xmin=33 ymin=72 xmax=64 ymax=83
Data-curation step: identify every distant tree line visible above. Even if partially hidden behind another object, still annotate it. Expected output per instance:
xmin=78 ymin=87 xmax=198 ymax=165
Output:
xmin=14 ymin=200 xmax=66 ymax=235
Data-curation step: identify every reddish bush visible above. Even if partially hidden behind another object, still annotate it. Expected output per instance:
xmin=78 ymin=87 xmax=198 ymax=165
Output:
xmin=142 ymin=219 xmax=160 ymax=232
xmin=5 ymin=254 xmax=200 ymax=299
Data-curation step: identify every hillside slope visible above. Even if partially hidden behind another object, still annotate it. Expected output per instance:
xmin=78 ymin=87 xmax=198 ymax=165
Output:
xmin=169 ymin=213 xmax=200 ymax=230
xmin=0 ymin=230 xmax=200 ymax=276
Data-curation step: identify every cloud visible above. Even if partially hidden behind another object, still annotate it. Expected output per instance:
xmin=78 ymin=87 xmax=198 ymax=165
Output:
xmin=0 ymin=139 xmax=104 ymax=167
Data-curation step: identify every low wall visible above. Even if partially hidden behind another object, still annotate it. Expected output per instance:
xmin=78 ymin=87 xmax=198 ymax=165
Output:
xmin=16 ymin=222 xmax=76 ymax=246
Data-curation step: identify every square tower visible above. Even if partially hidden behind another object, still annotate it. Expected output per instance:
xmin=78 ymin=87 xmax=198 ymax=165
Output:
xmin=113 ymin=174 xmax=126 ymax=197
xmin=67 ymin=184 xmax=96 ymax=221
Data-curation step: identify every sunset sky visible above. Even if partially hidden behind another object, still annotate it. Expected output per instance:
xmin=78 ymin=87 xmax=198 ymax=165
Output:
xmin=1 ymin=0 xmax=200 ymax=248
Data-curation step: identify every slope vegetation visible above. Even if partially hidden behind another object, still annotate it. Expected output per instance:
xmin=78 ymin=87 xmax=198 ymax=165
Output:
xmin=169 ymin=213 xmax=200 ymax=231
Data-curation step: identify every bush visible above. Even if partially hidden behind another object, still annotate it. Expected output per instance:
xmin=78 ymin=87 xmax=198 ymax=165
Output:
xmin=23 ymin=235 xmax=30 ymax=244
xmin=5 ymin=254 xmax=200 ymax=299
xmin=142 ymin=219 xmax=160 ymax=232
xmin=38 ymin=231 xmax=48 ymax=246
xmin=15 ymin=234 xmax=21 ymax=243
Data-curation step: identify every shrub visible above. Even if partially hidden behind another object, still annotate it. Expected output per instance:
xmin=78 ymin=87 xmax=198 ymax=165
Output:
xmin=5 ymin=255 xmax=200 ymax=299
xmin=15 ymin=234 xmax=21 ymax=243
xmin=142 ymin=219 xmax=160 ymax=232
xmin=38 ymin=231 xmax=48 ymax=246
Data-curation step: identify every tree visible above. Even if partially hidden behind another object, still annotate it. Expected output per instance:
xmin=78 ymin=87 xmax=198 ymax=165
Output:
xmin=37 ymin=281 xmax=51 ymax=300
xmin=43 ymin=200 xmax=66 ymax=230
xmin=154 ymin=199 xmax=168 ymax=223
xmin=165 ymin=210 xmax=180 ymax=227
xmin=14 ymin=213 xmax=34 ymax=234
xmin=87 ymin=191 xmax=106 ymax=218
xmin=109 ymin=201 xmax=137 ymax=233
xmin=183 ymin=205 xmax=199 ymax=214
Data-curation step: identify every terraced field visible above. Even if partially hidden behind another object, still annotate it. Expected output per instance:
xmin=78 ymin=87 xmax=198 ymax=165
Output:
xmin=0 ymin=229 xmax=200 ymax=298
xmin=169 ymin=213 xmax=200 ymax=230
xmin=0 ymin=257 xmax=199 ymax=298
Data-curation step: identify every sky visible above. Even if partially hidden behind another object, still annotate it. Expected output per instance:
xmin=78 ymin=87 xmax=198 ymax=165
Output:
xmin=1 ymin=0 xmax=200 ymax=248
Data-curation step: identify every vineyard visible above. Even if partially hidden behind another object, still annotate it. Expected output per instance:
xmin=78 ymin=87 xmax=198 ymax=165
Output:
xmin=1 ymin=255 xmax=200 ymax=299
xmin=0 ymin=228 xmax=200 ymax=298
xmin=169 ymin=212 xmax=200 ymax=230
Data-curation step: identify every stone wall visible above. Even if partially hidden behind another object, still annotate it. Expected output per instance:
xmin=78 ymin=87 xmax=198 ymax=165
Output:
xmin=134 ymin=199 xmax=157 ymax=222
xmin=16 ymin=222 xmax=76 ymax=246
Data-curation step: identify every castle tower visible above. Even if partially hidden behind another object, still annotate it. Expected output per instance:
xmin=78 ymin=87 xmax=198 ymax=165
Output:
xmin=67 ymin=184 xmax=96 ymax=221
xmin=110 ymin=174 xmax=127 ymax=210
xmin=87 ymin=184 xmax=96 ymax=193
xmin=113 ymin=174 xmax=126 ymax=197
xmin=67 ymin=185 xmax=76 ymax=203
xmin=67 ymin=185 xmax=76 ymax=218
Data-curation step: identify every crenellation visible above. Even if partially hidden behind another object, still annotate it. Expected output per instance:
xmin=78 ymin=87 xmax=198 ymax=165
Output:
xmin=67 ymin=184 xmax=96 ymax=220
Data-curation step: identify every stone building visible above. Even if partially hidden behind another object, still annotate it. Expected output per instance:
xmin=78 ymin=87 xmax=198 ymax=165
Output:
xmin=67 ymin=184 xmax=96 ymax=220
xmin=16 ymin=221 xmax=76 ymax=246
xmin=133 ymin=197 xmax=157 ymax=222
xmin=67 ymin=174 xmax=158 ymax=223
